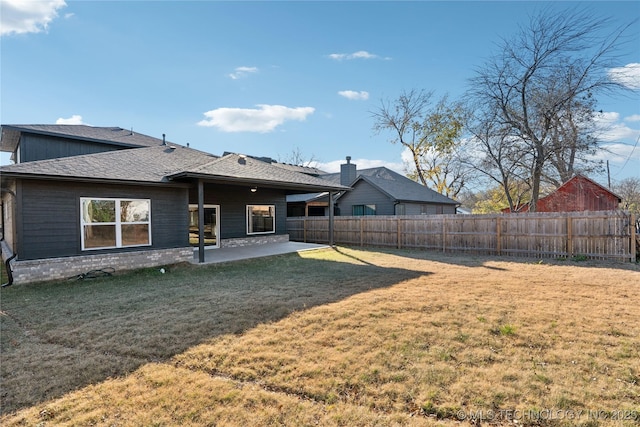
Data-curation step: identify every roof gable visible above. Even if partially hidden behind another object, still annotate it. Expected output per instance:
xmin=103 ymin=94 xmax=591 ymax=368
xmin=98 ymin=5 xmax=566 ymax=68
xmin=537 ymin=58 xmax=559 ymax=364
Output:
xmin=548 ymin=174 xmax=622 ymax=202
xmin=331 ymin=167 xmax=458 ymax=205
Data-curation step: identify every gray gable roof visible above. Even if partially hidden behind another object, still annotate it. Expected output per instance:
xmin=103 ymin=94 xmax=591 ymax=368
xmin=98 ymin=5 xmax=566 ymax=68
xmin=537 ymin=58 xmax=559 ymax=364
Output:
xmin=0 ymin=145 xmax=217 ymax=184
xmin=1 ymin=147 xmax=349 ymax=192
xmin=323 ymin=167 xmax=459 ymax=205
xmin=169 ymin=154 xmax=348 ymax=192
xmin=0 ymin=124 xmax=173 ymax=152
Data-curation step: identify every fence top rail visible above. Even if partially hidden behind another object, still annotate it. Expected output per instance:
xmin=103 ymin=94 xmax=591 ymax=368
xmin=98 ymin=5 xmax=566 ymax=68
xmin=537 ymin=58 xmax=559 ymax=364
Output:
xmin=287 ymin=210 xmax=631 ymax=221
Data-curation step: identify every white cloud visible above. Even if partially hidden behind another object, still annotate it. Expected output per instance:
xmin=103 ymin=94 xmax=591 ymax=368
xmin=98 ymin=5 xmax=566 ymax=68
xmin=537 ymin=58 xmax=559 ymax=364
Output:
xmin=228 ymin=66 xmax=258 ymax=80
xmin=317 ymin=158 xmax=405 ymax=174
xmin=596 ymin=143 xmax=640 ymax=163
xmin=338 ymin=90 xmax=369 ymax=101
xmin=1 ymin=0 xmax=67 ymax=36
xmin=608 ymin=63 xmax=640 ymax=90
xmin=593 ymin=111 xmax=640 ymax=142
xmin=328 ymin=50 xmax=389 ymax=61
xmin=197 ymin=104 xmax=315 ymax=133
xmin=625 ymin=114 xmax=640 ymax=122
xmin=55 ymin=114 xmax=85 ymax=125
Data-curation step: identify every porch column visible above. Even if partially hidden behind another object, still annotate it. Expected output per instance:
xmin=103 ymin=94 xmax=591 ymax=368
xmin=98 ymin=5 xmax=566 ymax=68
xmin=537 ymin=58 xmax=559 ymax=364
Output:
xmin=198 ymin=179 xmax=205 ymax=263
xmin=329 ymin=191 xmax=335 ymax=246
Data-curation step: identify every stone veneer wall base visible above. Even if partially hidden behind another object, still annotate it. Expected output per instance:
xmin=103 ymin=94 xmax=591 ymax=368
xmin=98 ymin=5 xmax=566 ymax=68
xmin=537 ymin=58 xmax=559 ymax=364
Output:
xmin=220 ymin=234 xmax=289 ymax=248
xmin=6 ymin=247 xmax=193 ymax=285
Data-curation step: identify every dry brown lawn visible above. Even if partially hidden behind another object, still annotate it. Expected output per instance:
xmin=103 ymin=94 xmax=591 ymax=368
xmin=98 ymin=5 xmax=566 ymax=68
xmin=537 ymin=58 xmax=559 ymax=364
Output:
xmin=1 ymin=246 xmax=639 ymax=426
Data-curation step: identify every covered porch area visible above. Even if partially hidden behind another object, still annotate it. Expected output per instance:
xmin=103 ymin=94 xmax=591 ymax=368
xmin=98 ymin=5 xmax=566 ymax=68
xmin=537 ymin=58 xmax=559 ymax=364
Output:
xmin=167 ymin=153 xmax=349 ymax=265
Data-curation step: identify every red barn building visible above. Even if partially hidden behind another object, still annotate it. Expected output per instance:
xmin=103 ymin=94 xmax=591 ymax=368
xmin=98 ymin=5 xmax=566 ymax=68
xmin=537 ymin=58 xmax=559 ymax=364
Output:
xmin=504 ymin=175 xmax=622 ymax=213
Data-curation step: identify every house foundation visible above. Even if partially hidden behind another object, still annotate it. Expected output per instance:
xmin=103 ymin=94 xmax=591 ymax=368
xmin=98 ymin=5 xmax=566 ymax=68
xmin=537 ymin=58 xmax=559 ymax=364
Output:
xmin=219 ymin=234 xmax=289 ymax=248
xmin=2 ymin=245 xmax=193 ymax=285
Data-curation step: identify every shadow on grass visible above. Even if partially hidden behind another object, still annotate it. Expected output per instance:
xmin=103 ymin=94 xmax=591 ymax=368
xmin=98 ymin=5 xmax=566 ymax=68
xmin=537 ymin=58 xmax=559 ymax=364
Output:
xmin=357 ymin=245 xmax=640 ymax=272
xmin=0 ymin=251 xmax=425 ymax=415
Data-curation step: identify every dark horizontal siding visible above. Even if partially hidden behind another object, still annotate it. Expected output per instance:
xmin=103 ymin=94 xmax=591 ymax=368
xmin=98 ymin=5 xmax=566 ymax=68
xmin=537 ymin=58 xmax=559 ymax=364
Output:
xmin=19 ymin=134 xmax=123 ymax=162
xmin=190 ymin=183 xmax=287 ymax=239
xmin=17 ymin=180 xmax=188 ymax=260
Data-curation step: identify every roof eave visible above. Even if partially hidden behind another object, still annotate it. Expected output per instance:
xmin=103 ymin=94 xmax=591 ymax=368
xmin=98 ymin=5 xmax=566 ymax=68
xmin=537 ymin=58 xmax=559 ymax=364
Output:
xmin=169 ymin=172 xmax=349 ymax=192
xmin=0 ymin=172 xmax=190 ymax=188
xmin=0 ymin=125 xmax=161 ymax=150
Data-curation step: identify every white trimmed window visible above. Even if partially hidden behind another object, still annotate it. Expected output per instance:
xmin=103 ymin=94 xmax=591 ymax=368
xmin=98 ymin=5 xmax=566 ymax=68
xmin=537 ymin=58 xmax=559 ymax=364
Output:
xmin=247 ymin=205 xmax=275 ymax=234
xmin=81 ymin=198 xmax=151 ymax=250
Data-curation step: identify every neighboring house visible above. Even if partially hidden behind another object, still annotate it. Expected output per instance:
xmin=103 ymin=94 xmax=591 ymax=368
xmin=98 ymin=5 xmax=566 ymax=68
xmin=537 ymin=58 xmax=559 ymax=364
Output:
xmin=502 ymin=175 xmax=621 ymax=213
xmin=0 ymin=125 xmax=347 ymax=284
xmin=286 ymin=157 xmax=459 ymax=216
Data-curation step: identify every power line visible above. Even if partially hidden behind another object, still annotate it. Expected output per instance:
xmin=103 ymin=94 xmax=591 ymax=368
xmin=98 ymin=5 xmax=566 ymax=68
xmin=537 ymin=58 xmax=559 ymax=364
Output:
xmin=611 ymin=133 xmax=639 ymax=178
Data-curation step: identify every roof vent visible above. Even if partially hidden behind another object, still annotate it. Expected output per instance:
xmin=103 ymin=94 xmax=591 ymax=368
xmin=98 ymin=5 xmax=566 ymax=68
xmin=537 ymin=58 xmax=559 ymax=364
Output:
xmin=238 ymin=154 xmax=247 ymax=165
xmin=162 ymin=133 xmax=166 ymax=145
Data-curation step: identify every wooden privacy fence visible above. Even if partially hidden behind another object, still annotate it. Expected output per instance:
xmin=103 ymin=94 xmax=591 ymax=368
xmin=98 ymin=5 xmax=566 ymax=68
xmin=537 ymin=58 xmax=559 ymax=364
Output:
xmin=286 ymin=211 xmax=637 ymax=262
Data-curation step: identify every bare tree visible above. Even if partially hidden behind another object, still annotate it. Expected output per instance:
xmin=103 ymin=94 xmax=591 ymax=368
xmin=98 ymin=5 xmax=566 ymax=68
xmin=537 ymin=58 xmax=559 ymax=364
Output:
xmin=469 ymin=7 xmax=635 ymax=211
xmin=614 ymin=176 xmax=640 ymax=213
xmin=464 ymin=108 xmax=531 ymax=211
xmin=279 ymin=147 xmax=317 ymax=167
xmin=372 ymin=90 xmax=469 ymax=197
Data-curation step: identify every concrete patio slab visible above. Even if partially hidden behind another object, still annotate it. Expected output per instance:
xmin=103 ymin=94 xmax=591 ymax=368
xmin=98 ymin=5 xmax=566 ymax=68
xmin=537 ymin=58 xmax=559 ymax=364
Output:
xmin=190 ymin=242 xmax=331 ymax=264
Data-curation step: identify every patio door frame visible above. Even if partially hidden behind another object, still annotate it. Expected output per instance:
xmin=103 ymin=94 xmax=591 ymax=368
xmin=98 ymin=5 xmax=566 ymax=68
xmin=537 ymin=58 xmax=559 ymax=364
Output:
xmin=189 ymin=203 xmax=220 ymax=249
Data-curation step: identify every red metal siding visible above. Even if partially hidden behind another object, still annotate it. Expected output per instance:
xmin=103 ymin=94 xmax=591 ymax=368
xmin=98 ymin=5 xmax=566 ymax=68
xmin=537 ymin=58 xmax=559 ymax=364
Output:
xmin=502 ymin=176 xmax=621 ymax=213
xmin=537 ymin=176 xmax=620 ymax=212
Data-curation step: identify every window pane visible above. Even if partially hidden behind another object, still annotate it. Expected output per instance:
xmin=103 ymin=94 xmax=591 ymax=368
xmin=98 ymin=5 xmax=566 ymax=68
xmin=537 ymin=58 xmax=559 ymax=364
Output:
xmin=121 ymin=200 xmax=149 ymax=222
xmin=122 ymin=224 xmax=150 ymax=246
xmin=248 ymin=205 xmax=274 ymax=233
xmin=84 ymin=225 xmax=116 ymax=248
xmin=353 ymin=205 xmax=376 ymax=216
xmin=83 ymin=200 xmax=115 ymax=223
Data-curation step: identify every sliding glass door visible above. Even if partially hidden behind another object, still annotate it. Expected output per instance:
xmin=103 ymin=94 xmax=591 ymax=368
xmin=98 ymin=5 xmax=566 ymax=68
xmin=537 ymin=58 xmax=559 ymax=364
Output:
xmin=188 ymin=205 xmax=219 ymax=248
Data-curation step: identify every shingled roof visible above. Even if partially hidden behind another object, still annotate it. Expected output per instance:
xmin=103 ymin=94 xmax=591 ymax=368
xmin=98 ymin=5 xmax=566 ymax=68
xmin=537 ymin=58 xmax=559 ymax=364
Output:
xmin=169 ymin=153 xmax=349 ymax=192
xmin=0 ymin=124 xmax=174 ymax=152
xmin=322 ymin=167 xmax=459 ymax=205
xmin=1 ymin=147 xmax=350 ymax=193
xmin=0 ymin=145 xmax=216 ymax=184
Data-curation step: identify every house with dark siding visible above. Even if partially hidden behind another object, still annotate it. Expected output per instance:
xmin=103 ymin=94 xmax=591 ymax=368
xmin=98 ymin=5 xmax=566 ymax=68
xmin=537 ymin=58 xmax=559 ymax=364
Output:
xmin=287 ymin=157 xmax=459 ymax=216
xmin=0 ymin=125 xmax=347 ymax=285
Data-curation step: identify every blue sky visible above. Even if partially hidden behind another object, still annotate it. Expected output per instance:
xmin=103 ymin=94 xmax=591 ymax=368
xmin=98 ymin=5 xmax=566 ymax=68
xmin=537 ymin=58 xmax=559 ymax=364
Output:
xmin=1 ymin=1 xmax=639 ymax=186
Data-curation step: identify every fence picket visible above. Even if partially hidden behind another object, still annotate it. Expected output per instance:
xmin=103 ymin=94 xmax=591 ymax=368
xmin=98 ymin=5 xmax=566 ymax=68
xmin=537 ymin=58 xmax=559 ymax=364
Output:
xmin=286 ymin=211 xmax=634 ymax=262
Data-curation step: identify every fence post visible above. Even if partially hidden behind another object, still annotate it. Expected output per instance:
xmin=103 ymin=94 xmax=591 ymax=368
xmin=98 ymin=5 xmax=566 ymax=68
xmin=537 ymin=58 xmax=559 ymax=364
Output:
xmin=631 ymin=213 xmax=637 ymax=262
xmin=442 ymin=216 xmax=447 ymax=253
xmin=566 ymin=215 xmax=573 ymax=258
xmin=303 ymin=218 xmax=307 ymax=243
xmin=397 ymin=217 xmax=401 ymax=249
xmin=496 ymin=216 xmax=502 ymax=256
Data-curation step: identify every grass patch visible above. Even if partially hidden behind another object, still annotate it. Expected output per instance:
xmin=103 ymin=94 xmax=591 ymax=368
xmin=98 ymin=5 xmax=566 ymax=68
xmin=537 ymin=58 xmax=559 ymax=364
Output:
xmin=2 ymin=246 xmax=639 ymax=426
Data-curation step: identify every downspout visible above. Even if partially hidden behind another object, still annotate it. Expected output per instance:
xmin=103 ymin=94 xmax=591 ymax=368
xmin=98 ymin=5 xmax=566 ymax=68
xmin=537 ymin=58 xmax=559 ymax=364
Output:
xmin=1 ymin=251 xmax=17 ymax=288
xmin=1 ymin=188 xmax=17 ymax=287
